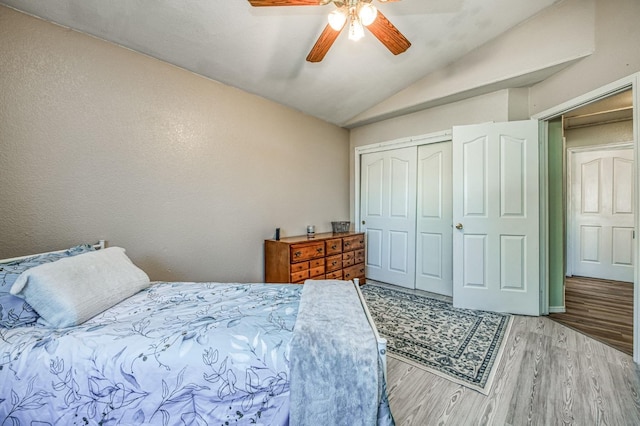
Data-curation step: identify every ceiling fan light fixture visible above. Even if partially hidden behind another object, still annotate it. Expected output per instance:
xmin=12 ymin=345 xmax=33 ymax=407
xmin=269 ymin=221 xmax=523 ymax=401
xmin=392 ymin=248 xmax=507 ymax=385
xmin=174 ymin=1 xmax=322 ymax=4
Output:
xmin=247 ymin=0 xmax=410 ymax=62
xmin=348 ymin=17 xmax=365 ymax=41
xmin=328 ymin=8 xmax=347 ymax=31
xmin=358 ymin=3 xmax=377 ymax=26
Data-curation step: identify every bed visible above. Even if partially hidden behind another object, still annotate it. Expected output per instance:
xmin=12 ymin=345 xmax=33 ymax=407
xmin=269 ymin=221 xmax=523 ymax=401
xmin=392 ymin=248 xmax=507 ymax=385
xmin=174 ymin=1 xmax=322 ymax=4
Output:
xmin=0 ymin=243 xmax=394 ymax=426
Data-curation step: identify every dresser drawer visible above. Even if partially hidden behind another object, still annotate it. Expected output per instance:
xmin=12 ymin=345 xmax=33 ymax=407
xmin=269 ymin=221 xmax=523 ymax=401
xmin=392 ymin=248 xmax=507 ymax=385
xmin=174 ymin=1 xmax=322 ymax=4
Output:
xmin=343 ymin=264 xmax=365 ymax=281
xmin=326 ymin=269 xmax=342 ymax=280
xmin=291 ymin=261 xmax=309 ymax=273
xmin=310 ymin=258 xmax=325 ymax=268
xmin=343 ymin=235 xmax=364 ymax=251
xmin=290 ymin=242 xmax=325 ymax=263
xmin=342 ymin=251 xmax=355 ymax=267
xmin=355 ymin=249 xmax=365 ymax=264
xmin=291 ymin=269 xmax=309 ymax=282
xmin=325 ymin=238 xmax=343 ymax=255
xmin=325 ymin=254 xmax=342 ymax=272
xmin=309 ymin=265 xmax=325 ymax=278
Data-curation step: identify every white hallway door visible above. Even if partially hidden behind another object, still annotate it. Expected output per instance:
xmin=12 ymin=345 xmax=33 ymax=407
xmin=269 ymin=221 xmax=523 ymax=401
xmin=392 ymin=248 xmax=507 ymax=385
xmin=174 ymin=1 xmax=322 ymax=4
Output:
xmin=361 ymin=147 xmax=417 ymax=289
xmin=570 ymin=147 xmax=635 ymax=282
xmin=416 ymin=142 xmax=453 ymax=296
xmin=452 ymin=121 xmax=540 ymax=316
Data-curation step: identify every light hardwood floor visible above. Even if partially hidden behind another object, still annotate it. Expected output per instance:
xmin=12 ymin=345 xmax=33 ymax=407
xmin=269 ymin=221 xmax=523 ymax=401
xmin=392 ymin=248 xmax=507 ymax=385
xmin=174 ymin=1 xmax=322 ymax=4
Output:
xmin=384 ymin=304 xmax=640 ymax=425
xmin=549 ymin=276 xmax=633 ymax=356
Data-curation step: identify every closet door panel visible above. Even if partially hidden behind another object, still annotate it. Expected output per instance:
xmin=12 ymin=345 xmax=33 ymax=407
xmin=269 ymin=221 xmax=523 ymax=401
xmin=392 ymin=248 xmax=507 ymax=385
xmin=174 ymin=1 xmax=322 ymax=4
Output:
xmin=416 ymin=142 xmax=453 ymax=296
xmin=361 ymin=147 xmax=417 ymax=289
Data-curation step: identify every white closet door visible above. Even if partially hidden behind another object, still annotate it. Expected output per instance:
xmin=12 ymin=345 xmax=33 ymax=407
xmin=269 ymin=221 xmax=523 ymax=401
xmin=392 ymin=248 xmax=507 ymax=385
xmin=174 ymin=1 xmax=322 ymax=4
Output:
xmin=416 ymin=142 xmax=453 ymax=296
xmin=452 ymin=120 xmax=540 ymax=316
xmin=361 ymin=147 xmax=417 ymax=289
xmin=570 ymin=148 xmax=634 ymax=282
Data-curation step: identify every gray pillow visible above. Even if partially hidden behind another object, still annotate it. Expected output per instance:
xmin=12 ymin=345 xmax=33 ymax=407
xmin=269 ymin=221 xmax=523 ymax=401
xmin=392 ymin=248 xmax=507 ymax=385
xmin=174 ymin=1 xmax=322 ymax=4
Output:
xmin=10 ymin=247 xmax=150 ymax=328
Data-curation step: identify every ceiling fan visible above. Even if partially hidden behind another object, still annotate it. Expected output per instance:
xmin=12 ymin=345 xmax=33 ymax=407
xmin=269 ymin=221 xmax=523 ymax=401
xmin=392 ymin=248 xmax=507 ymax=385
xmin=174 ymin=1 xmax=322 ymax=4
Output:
xmin=248 ymin=0 xmax=411 ymax=62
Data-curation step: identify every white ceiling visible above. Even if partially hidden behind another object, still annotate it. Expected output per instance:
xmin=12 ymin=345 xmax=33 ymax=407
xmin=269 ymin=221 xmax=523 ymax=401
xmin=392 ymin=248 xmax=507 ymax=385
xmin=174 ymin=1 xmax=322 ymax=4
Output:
xmin=1 ymin=0 xmax=563 ymax=127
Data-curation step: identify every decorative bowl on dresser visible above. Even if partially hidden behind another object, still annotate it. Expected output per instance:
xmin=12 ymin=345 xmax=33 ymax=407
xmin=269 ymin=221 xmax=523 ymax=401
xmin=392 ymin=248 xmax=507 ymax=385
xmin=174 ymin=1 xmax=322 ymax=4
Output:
xmin=265 ymin=231 xmax=365 ymax=284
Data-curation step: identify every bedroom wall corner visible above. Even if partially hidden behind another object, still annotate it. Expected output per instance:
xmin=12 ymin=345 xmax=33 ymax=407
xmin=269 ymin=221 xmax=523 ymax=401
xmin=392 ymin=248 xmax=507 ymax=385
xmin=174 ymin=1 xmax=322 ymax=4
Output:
xmin=0 ymin=5 xmax=350 ymax=282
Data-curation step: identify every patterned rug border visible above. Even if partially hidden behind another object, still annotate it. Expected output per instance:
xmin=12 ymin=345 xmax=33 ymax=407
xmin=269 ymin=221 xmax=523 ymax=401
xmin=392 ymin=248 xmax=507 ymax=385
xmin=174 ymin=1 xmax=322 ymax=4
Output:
xmin=363 ymin=284 xmax=513 ymax=395
xmin=385 ymin=317 xmax=513 ymax=394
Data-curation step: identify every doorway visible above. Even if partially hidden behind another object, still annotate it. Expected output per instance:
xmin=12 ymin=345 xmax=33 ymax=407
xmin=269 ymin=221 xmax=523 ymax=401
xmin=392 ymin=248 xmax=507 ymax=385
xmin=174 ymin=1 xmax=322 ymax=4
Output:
xmin=539 ymin=87 xmax=636 ymax=356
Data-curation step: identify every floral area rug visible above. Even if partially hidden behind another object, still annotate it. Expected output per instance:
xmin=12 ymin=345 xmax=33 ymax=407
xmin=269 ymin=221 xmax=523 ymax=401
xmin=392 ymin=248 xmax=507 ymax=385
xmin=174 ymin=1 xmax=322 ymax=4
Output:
xmin=361 ymin=284 xmax=512 ymax=394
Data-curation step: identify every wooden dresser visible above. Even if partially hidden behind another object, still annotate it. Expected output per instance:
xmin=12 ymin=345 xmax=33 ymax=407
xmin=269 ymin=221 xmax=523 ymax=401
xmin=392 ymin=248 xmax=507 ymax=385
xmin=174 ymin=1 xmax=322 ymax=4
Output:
xmin=265 ymin=232 xmax=365 ymax=284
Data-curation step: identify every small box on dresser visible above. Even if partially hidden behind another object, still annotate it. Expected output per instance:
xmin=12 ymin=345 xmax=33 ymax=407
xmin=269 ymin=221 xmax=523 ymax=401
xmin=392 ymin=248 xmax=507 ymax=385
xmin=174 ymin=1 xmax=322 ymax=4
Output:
xmin=265 ymin=231 xmax=365 ymax=284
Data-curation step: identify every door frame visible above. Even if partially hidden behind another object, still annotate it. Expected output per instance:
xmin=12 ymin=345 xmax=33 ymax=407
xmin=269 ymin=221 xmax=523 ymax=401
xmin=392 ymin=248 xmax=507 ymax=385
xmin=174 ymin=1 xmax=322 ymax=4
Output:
xmin=532 ymin=72 xmax=640 ymax=363
xmin=566 ymin=141 xmax=634 ymax=278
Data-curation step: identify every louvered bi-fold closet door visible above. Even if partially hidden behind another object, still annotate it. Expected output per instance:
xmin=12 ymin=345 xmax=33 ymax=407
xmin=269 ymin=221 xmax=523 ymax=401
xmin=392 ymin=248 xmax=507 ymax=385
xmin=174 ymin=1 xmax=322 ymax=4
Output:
xmin=360 ymin=147 xmax=417 ymax=289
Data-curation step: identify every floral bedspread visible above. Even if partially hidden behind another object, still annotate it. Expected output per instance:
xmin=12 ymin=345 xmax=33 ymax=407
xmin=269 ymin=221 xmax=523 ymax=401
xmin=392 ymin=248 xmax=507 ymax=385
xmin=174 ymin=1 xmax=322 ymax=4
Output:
xmin=0 ymin=282 xmax=301 ymax=426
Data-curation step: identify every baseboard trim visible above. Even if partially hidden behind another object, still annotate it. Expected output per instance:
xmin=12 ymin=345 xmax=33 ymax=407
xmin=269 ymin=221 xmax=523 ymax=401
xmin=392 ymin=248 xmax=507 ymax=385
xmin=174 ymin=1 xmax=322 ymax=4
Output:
xmin=549 ymin=305 xmax=566 ymax=313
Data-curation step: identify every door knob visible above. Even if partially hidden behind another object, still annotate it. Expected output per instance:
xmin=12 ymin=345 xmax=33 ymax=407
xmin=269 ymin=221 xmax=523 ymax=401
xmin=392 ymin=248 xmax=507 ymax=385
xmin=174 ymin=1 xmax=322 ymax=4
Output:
xmin=362 ymin=220 xmax=366 ymax=225
xmin=455 ymin=223 xmax=463 ymax=230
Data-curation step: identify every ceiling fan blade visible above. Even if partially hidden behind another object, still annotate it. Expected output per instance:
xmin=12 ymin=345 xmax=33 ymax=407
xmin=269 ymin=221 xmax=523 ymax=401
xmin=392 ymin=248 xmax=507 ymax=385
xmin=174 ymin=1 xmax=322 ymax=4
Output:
xmin=366 ymin=10 xmax=411 ymax=55
xmin=248 ymin=0 xmax=320 ymax=6
xmin=306 ymin=24 xmax=342 ymax=62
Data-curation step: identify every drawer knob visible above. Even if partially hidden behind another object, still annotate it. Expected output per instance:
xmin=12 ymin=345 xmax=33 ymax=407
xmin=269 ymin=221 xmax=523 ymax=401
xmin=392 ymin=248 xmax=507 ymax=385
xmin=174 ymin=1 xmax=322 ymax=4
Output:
xmin=345 ymin=273 xmax=351 ymax=278
xmin=317 ymin=248 xmax=323 ymax=253
xmin=331 ymin=244 xmax=337 ymax=249
xmin=345 ymin=242 xmax=351 ymax=247
xmin=294 ymin=251 xmax=301 ymax=257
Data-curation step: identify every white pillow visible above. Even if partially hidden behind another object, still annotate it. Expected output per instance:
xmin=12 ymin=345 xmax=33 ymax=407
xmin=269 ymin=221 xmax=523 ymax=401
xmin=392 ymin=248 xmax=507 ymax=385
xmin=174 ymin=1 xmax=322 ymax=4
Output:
xmin=10 ymin=247 xmax=150 ymax=328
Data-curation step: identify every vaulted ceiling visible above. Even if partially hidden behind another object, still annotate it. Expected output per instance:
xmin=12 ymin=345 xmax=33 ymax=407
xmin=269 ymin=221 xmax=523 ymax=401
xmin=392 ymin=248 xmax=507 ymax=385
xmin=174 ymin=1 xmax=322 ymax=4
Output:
xmin=1 ymin=0 xmax=564 ymax=127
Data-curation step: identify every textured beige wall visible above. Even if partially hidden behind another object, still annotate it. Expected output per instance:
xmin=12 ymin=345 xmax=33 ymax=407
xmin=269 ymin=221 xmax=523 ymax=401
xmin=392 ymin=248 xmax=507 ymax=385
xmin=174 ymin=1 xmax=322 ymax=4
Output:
xmin=349 ymin=90 xmax=512 ymax=148
xmin=348 ymin=0 xmax=595 ymax=127
xmin=530 ymin=0 xmax=640 ymax=115
xmin=0 ymin=6 xmax=350 ymax=282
